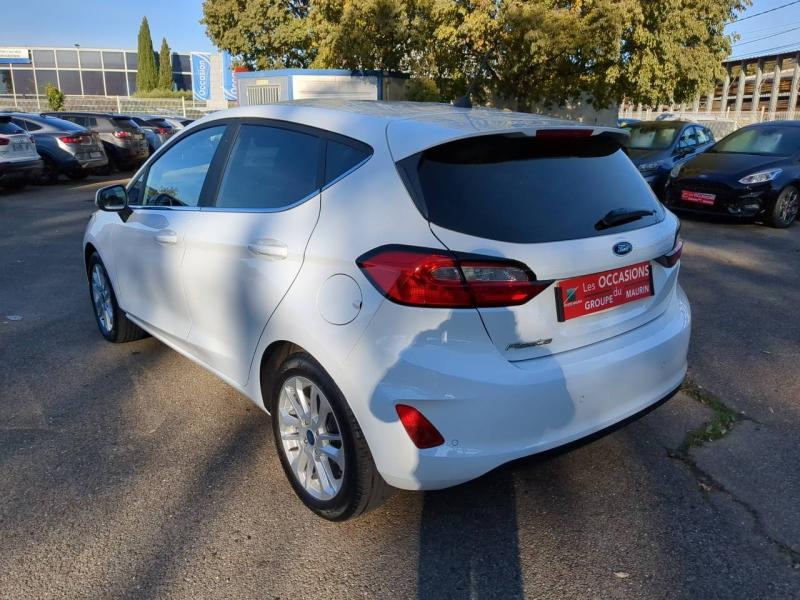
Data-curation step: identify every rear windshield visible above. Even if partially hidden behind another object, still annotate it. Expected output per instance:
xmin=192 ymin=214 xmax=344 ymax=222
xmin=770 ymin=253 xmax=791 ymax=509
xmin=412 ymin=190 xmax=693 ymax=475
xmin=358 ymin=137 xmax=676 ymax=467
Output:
xmin=112 ymin=117 xmax=139 ymax=131
xmin=399 ymin=134 xmax=663 ymax=243
xmin=711 ymin=126 xmax=800 ymax=156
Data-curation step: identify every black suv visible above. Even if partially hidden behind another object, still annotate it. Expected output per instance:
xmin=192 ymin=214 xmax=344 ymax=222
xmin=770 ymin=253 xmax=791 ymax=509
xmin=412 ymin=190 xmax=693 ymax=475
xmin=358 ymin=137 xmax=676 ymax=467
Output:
xmin=42 ymin=112 xmax=149 ymax=171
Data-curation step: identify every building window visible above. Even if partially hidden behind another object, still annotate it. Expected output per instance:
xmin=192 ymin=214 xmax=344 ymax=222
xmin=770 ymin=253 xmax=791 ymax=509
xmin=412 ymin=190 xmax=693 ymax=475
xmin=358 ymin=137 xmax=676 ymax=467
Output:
xmin=125 ymin=52 xmax=138 ymax=70
xmin=80 ymin=50 xmax=102 ymax=69
xmin=105 ymin=71 xmax=127 ymax=96
xmin=174 ymin=53 xmax=191 ymax=73
xmin=56 ymin=50 xmax=79 ymax=68
xmin=174 ymin=73 xmax=191 ymax=91
xmin=0 ymin=70 xmax=13 ymax=94
xmin=127 ymin=73 xmax=137 ymax=95
xmin=103 ymin=51 xmax=125 ymax=70
xmin=58 ymin=70 xmax=82 ymax=94
xmin=12 ymin=69 xmax=36 ymax=95
xmin=35 ymin=69 xmax=59 ymax=92
xmin=82 ymin=70 xmax=104 ymax=95
xmin=32 ymin=49 xmax=56 ymax=68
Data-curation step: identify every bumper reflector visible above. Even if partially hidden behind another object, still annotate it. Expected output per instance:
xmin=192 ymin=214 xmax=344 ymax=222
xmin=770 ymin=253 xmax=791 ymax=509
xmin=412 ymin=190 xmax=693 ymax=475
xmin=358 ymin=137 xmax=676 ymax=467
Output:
xmin=396 ymin=404 xmax=445 ymax=449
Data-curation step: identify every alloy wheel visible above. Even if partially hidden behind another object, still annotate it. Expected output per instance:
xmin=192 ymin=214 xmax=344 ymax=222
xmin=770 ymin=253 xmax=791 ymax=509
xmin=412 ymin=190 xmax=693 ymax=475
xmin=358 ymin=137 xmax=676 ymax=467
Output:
xmin=91 ymin=264 xmax=114 ymax=334
xmin=779 ymin=188 xmax=799 ymax=224
xmin=277 ymin=376 xmax=345 ymax=501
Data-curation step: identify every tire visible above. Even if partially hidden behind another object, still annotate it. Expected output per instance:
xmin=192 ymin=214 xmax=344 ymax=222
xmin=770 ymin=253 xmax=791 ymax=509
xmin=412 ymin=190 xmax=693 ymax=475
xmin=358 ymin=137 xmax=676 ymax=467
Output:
xmin=67 ymin=170 xmax=88 ymax=181
xmin=269 ymin=352 xmax=391 ymax=521
xmin=37 ymin=157 xmax=59 ymax=185
xmin=767 ymin=185 xmax=799 ymax=228
xmin=87 ymin=253 xmax=148 ymax=343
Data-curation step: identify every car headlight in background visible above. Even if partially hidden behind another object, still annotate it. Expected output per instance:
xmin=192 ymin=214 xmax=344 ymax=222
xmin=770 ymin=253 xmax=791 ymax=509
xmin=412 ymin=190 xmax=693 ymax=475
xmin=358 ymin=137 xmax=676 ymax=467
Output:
xmin=738 ymin=169 xmax=782 ymax=185
xmin=670 ymin=163 xmax=684 ymax=178
xmin=637 ymin=161 xmax=664 ymax=173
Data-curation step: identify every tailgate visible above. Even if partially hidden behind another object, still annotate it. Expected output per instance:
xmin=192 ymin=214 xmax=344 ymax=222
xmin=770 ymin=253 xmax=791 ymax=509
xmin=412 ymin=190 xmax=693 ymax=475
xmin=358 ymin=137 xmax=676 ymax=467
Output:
xmin=0 ymin=133 xmax=39 ymax=162
xmin=398 ymin=129 xmax=681 ymax=361
xmin=431 ymin=219 xmax=678 ymax=361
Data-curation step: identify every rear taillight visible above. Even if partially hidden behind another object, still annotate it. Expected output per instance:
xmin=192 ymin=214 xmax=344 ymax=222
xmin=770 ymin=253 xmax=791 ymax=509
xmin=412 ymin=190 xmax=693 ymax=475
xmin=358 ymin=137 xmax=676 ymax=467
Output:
xmin=0 ymin=137 xmax=9 ymax=146
xmin=157 ymin=127 xmax=169 ymax=135
xmin=356 ymin=245 xmax=551 ymax=308
xmin=113 ymin=130 xmax=131 ymax=138
xmin=396 ymin=404 xmax=444 ymax=449
xmin=59 ymin=135 xmax=87 ymax=144
xmin=656 ymin=238 xmax=683 ymax=268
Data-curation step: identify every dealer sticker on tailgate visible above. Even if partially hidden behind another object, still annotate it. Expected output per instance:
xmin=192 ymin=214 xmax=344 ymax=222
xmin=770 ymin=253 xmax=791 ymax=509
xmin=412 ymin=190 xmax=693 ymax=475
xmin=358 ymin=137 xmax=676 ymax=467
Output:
xmin=555 ymin=261 xmax=654 ymax=322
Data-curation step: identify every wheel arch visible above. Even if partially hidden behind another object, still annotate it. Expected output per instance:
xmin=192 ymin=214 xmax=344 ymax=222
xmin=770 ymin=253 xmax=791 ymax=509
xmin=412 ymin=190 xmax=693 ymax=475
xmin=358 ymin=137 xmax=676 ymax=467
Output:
xmin=258 ymin=340 xmax=303 ymax=413
xmin=84 ymin=242 xmax=98 ymax=276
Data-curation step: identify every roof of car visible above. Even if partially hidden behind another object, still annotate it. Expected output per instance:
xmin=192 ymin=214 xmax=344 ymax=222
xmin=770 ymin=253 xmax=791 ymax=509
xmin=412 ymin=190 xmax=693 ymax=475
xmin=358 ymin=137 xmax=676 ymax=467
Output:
xmin=43 ymin=111 xmax=134 ymax=119
xmin=626 ymin=120 xmax=696 ymax=128
xmin=197 ymin=100 xmax=623 ymax=159
xmin=748 ymin=119 xmax=800 ymax=128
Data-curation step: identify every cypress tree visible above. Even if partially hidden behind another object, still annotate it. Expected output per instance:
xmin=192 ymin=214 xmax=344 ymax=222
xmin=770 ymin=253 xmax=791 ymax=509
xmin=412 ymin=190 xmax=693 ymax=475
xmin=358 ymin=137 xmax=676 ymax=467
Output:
xmin=158 ymin=38 xmax=173 ymax=90
xmin=136 ymin=17 xmax=157 ymax=92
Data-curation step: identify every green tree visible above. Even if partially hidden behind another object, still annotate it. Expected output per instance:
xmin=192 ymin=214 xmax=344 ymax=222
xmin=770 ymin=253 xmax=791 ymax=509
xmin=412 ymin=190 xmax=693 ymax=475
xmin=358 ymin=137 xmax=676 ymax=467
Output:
xmin=158 ymin=38 xmax=173 ymax=90
xmin=201 ymin=0 xmax=750 ymax=108
xmin=45 ymin=83 xmax=65 ymax=111
xmin=201 ymin=0 xmax=312 ymax=69
xmin=136 ymin=17 xmax=158 ymax=92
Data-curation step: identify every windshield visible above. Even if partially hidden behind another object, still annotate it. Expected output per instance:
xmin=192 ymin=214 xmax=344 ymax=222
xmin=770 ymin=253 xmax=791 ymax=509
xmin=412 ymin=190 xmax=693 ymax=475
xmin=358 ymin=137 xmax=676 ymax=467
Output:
xmin=712 ymin=126 xmax=800 ymax=156
xmin=627 ymin=125 xmax=680 ymax=150
xmin=399 ymin=134 xmax=663 ymax=244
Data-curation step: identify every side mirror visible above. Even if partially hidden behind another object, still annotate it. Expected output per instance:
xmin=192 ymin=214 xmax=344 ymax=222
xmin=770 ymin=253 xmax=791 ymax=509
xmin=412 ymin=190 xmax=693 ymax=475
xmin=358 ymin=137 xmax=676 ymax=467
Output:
xmin=95 ymin=184 xmax=127 ymax=212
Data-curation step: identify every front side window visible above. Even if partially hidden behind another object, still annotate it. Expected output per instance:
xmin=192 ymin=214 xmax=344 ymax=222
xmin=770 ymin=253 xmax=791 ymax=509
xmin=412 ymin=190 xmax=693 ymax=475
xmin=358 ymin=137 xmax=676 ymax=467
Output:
xmin=677 ymin=127 xmax=698 ymax=149
xmin=214 ymin=124 xmax=321 ymax=210
xmin=142 ymin=125 xmax=225 ymax=207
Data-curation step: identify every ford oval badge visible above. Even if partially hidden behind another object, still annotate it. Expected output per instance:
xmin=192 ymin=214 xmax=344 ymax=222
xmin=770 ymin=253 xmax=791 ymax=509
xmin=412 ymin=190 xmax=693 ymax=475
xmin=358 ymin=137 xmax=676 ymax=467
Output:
xmin=613 ymin=241 xmax=633 ymax=256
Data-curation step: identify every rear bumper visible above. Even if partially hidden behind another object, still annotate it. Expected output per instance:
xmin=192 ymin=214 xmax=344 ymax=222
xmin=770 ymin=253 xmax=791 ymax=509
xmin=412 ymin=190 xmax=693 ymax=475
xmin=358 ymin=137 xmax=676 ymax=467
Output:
xmin=347 ymin=285 xmax=691 ymax=490
xmin=0 ymin=158 xmax=43 ymax=181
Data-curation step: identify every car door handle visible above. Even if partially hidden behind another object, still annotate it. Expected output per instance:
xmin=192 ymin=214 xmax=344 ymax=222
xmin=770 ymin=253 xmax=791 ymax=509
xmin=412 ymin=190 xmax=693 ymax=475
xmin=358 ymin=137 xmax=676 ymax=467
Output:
xmin=248 ymin=239 xmax=288 ymax=260
xmin=155 ymin=230 xmax=178 ymax=245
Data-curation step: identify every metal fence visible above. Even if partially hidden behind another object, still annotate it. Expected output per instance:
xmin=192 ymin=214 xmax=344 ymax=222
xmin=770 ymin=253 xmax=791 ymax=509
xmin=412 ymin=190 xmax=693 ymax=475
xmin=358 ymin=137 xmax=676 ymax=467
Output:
xmin=0 ymin=95 xmax=227 ymax=119
xmin=619 ymin=107 xmax=800 ymax=138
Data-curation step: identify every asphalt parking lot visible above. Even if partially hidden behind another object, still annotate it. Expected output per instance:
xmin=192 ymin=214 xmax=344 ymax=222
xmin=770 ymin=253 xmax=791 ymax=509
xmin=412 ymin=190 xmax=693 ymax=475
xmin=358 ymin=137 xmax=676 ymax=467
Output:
xmin=1 ymin=177 xmax=799 ymax=599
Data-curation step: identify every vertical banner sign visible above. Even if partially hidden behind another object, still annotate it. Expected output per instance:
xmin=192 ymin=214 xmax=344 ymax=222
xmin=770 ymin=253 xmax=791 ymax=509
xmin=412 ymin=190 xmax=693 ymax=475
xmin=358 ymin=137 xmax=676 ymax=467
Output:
xmin=191 ymin=52 xmax=211 ymax=101
xmin=222 ymin=51 xmax=237 ymax=101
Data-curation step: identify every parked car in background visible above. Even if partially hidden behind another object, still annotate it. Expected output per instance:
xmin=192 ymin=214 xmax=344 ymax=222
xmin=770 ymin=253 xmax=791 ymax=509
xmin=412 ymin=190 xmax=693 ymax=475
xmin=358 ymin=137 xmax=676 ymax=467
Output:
xmin=617 ymin=117 xmax=640 ymax=128
xmin=0 ymin=116 xmax=42 ymax=190
xmin=626 ymin=121 xmax=715 ymax=198
xmin=3 ymin=112 xmax=107 ymax=182
xmin=666 ymin=121 xmax=800 ymax=227
xmin=157 ymin=115 xmax=193 ymax=130
xmin=85 ymin=101 xmax=690 ymax=520
xmin=43 ymin=112 xmax=148 ymax=171
xmin=130 ymin=116 xmax=174 ymax=154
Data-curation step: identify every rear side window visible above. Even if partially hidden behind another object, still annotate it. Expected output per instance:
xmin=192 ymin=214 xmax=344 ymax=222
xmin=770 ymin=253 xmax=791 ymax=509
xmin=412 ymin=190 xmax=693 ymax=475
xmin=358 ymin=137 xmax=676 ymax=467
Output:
xmin=400 ymin=134 xmax=663 ymax=243
xmin=214 ymin=124 xmax=321 ymax=210
xmin=325 ymin=140 xmax=369 ymax=185
xmin=0 ymin=120 xmax=25 ymax=134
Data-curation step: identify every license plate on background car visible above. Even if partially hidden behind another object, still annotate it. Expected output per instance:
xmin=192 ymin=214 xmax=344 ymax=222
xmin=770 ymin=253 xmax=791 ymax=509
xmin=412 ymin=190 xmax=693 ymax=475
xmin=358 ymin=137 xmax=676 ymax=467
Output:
xmin=90 ymin=151 xmax=103 ymax=158
xmin=681 ymin=190 xmax=716 ymax=205
xmin=11 ymin=143 xmax=25 ymax=152
xmin=555 ymin=261 xmax=655 ymax=322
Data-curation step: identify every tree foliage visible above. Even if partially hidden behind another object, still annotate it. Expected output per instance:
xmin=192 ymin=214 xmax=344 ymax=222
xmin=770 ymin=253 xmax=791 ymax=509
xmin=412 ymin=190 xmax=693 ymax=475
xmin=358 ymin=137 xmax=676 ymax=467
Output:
xmin=201 ymin=0 xmax=750 ymax=107
xmin=137 ymin=17 xmax=158 ymax=92
xmin=158 ymin=38 xmax=173 ymax=91
xmin=45 ymin=83 xmax=65 ymax=111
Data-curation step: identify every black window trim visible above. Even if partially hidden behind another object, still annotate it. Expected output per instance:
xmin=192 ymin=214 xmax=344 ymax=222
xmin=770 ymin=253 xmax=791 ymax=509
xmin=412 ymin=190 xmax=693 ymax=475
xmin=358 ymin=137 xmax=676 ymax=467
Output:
xmin=126 ymin=116 xmax=374 ymax=214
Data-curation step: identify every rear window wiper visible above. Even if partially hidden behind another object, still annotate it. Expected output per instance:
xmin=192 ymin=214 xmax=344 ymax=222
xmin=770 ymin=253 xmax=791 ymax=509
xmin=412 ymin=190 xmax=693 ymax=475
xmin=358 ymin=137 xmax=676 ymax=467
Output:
xmin=595 ymin=208 xmax=656 ymax=231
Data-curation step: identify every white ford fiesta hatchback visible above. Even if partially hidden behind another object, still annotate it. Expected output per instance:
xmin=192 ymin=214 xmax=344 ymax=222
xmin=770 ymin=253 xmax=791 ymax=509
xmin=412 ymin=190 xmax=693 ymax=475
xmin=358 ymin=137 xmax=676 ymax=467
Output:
xmin=84 ymin=101 xmax=690 ymax=520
